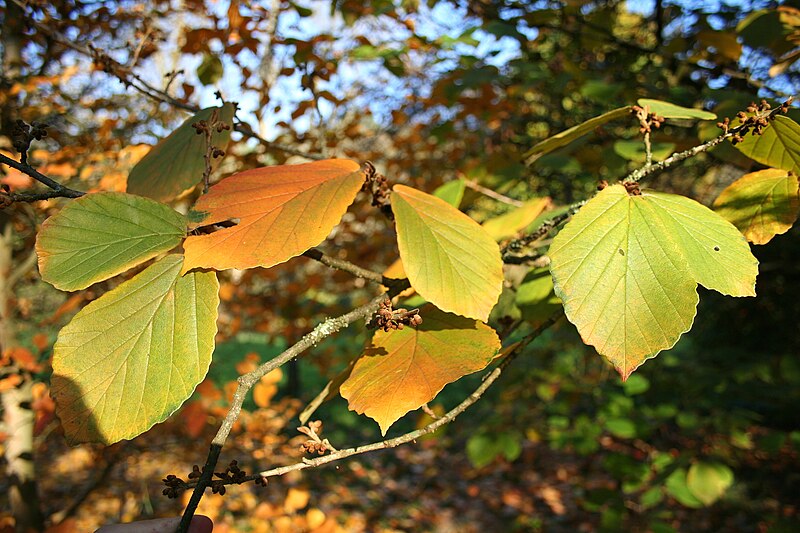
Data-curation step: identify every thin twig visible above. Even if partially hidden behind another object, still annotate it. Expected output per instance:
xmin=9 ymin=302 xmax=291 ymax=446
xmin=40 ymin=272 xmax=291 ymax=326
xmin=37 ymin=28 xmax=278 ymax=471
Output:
xmin=178 ymin=292 xmax=395 ymax=532
xmin=302 ymin=248 xmax=387 ymax=284
xmin=501 ymin=201 xmax=586 ymax=260
xmin=0 ymin=153 xmax=84 ymax=199
xmin=14 ymin=5 xmax=324 ymax=161
xmin=463 ymin=179 xmax=523 ymax=207
xmin=7 ymin=248 xmax=37 ymax=288
xmin=623 ymin=100 xmax=792 ymax=184
xmin=179 ymin=312 xmax=563 ymax=490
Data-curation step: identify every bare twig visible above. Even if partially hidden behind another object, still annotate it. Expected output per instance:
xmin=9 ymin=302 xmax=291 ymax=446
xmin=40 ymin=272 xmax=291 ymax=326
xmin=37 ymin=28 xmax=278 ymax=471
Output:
xmin=624 ymin=98 xmax=792 ymax=184
xmin=302 ymin=248 xmax=389 ymax=285
xmin=501 ymin=201 xmax=586 ymax=260
xmin=7 ymin=248 xmax=37 ymax=288
xmin=13 ymin=5 xmax=323 ymax=161
xmin=0 ymin=153 xmax=84 ymax=200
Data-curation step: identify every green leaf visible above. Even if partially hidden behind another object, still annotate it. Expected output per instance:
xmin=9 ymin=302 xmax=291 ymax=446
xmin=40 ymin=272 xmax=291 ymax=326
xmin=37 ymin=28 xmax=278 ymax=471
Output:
xmin=605 ymin=418 xmax=637 ymax=439
xmin=481 ymin=197 xmax=551 ymax=240
xmin=734 ymin=115 xmax=800 ymax=174
xmin=613 ymin=140 xmax=676 ymax=163
xmin=432 ymin=179 xmax=466 ymax=207
xmin=524 ymin=107 xmax=631 ymax=163
xmin=127 ymin=103 xmax=235 ymax=202
xmin=686 ymin=462 xmax=734 ymax=506
xmin=515 ymin=267 xmax=562 ymax=328
xmin=665 ymin=469 xmax=704 ymax=508
xmin=549 ymin=184 xmax=757 ymax=379
xmin=622 ymin=374 xmax=650 ymax=395
xmin=391 ymin=185 xmax=503 ymax=321
xmin=340 ymin=304 xmax=500 ymax=434
xmin=714 ymin=168 xmax=800 ymax=244
xmin=197 ymin=54 xmax=224 ymax=85
xmin=467 ymin=432 xmax=522 ymax=468
xmin=638 ymin=99 xmax=717 ymax=120
xmin=50 ymin=255 xmax=219 ymax=444
xmin=36 ymin=192 xmax=186 ymax=291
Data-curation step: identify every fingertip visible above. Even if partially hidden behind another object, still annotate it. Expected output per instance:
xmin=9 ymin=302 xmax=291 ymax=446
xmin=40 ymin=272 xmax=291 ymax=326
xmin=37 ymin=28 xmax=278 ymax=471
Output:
xmin=188 ymin=515 xmax=213 ymax=533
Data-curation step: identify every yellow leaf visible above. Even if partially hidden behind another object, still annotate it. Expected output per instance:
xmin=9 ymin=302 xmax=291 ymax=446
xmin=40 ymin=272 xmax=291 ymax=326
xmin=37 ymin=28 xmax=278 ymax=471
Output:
xmin=391 ymin=185 xmax=503 ymax=321
xmin=714 ymin=168 xmax=800 ymax=244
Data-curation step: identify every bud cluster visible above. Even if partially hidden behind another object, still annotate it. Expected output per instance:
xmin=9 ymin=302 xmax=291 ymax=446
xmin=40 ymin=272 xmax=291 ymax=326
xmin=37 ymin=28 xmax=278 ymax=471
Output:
xmin=210 ymin=460 xmax=248 ymax=495
xmin=298 ymin=420 xmax=334 ymax=455
xmin=12 ymin=119 xmax=48 ymax=164
xmin=361 ymin=161 xmax=392 ymax=217
xmin=368 ymin=298 xmax=423 ymax=331
xmin=718 ymin=97 xmax=793 ymax=144
xmin=630 ymin=105 xmax=665 ymax=134
xmin=161 ymin=474 xmax=185 ymax=499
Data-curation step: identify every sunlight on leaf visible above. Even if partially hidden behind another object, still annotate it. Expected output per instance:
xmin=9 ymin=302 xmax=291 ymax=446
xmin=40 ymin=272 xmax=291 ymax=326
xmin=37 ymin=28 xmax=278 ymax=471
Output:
xmin=549 ymin=184 xmax=757 ymax=379
xmin=182 ymin=159 xmax=364 ymax=273
xmin=51 ymin=255 xmax=219 ymax=444
xmin=638 ymin=99 xmax=717 ymax=120
xmin=391 ymin=185 xmax=503 ymax=321
xmin=524 ymin=107 xmax=631 ymax=163
xmin=340 ymin=305 xmax=500 ymax=435
xmin=482 ymin=197 xmax=552 ymax=241
xmin=686 ymin=462 xmax=734 ymax=506
xmin=36 ymin=192 xmax=186 ymax=291
xmin=714 ymin=168 xmax=800 ymax=244
xmin=734 ymin=115 xmax=800 ymax=174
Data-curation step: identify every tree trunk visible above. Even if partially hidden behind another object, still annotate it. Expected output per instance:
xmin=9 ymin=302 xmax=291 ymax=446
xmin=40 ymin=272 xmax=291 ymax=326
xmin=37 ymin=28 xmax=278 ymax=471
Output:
xmin=1 ymin=224 xmax=45 ymax=533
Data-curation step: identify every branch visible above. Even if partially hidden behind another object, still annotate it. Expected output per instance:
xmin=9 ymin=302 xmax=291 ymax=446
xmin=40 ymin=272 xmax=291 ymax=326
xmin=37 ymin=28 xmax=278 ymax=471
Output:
xmin=178 ymin=292 xmax=395 ymax=532
xmin=179 ymin=312 xmax=563 ymax=491
xmin=501 ymin=201 xmax=586 ymax=261
xmin=302 ymin=248 xmax=389 ymax=285
xmin=15 ymin=5 xmax=324 ymax=162
xmin=0 ymin=153 xmax=84 ymax=199
xmin=624 ymin=99 xmax=793 ymax=184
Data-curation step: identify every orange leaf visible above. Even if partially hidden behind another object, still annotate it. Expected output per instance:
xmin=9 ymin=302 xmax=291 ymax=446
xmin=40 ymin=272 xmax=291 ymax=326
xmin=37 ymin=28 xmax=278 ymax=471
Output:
xmin=284 ymin=488 xmax=310 ymax=513
xmin=340 ymin=305 xmax=500 ymax=434
xmin=181 ymin=400 xmax=208 ymax=438
xmin=182 ymin=159 xmax=364 ymax=273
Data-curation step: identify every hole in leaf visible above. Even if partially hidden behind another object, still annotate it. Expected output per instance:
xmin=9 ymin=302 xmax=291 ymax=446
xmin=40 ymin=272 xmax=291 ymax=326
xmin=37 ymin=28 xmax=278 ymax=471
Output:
xmin=713 ymin=246 xmax=720 ymax=252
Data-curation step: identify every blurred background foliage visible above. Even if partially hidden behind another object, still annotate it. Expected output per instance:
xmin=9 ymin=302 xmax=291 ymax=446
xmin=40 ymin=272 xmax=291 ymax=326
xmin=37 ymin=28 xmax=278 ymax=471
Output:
xmin=1 ymin=0 xmax=799 ymax=531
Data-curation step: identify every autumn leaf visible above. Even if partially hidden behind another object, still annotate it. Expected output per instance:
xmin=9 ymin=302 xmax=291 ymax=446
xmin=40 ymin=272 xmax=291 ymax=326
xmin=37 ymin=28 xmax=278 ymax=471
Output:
xmin=433 ymin=179 xmax=467 ymax=207
xmin=549 ymin=184 xmax=757 ymax=380
xmin=340 ymin=305 xmax=500 ymax=434
xmin=126 ymin=103 xmax=235 ymax=201
xmin=51 ymin=255 xmax=219 ymax=444
xmin=391 ymin=185 xmax=503 ymax=321
xmin=36 ymin=192 xmax=186 ymax=291
xmin=182 ymin=159 xmax=364 ymax=273
xmin=481 ymin=197 xmax=552 ymax=241
xmin=714 ymin=168 xmax=800 ymax=244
